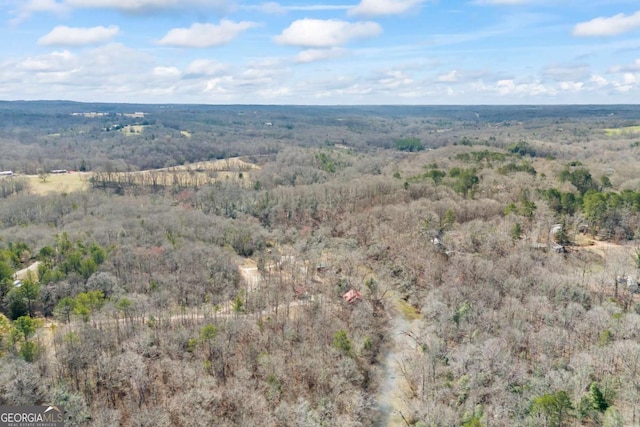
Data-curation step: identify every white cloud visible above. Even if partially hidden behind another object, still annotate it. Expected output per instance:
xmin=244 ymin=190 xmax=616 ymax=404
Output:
xmin=247 ymin=57 xmax=286 ymax=69
xmin=158 ymin=20 xmax=257 ymax=48
xmin=65 ymin=0 xmax=228 ymax=13
xmin=240 ymin=2 xmax=352 ymax=13
xmin=184 ymin=61 xmax=294 ymax=101
xmin=86 ymin=43 xmax=153 ymax=73
xmin=17 ymin=0 xmax=67 ymax=13
xmin=590 ymin=75 xmax=607 ymax=87
xmin=496 ymin=79 xmax=515 ymax=95
xmin=153 ymin=66 xmax=181 ymax=78
xmin=6 ymin=43 xmax=154 ymax=97
xmin=38 ymin=25 xmax=119 ymax=46
xmin=256 ymin=2 xmax=286 ymax=14
xmin=348 ymin=0 xmax=423 ymax=17
xmin=10 ymin=0 xmax=69 ymax=25
xmin=608 ymin=59 xmax=640 ymax=74
xmin=573 ymin=11 xmax=640 ymax=37
xmin=275 ymin=19 xmax=382 ymax=48
xmin=377 ymin=70 xmax=413 ymax=89
xmin=19 ymin=50 xmax=77 ymax=72
xmin=623 ymin=73 xmax=638 ymax=85
xmin=341 ymin=84 xmax=372 ymax=95
xmin=542 ymin=63 xmax=590 ymax=82
xmin=473 ymin=0 xmax=530 ymax=5
xmin=437 ymin=70 xmax=458 ymax=82
xmin=611 ymin=73 xmax=639 ymax=92
xmin=295 ymin=47 xmax=347 ymax=63
xmin=257 ymin=86 xmax=291 ymax=98
xmin=286 ymin=4 xmax=352 ymax=11
xmin=314 ymin=83 xmax=373 ymax=98
xmin=496 ymin=79 xmax=555 ymax=97
xmin=184 ymin=59 xmax=228 ymax=77
xmin=240 ymin=66 xmax=284 ymax=86
xmin=203 ymin=75 xmax=234 ymax=95
xmin=558 ymin=81 xmax=584 ymax=92
xmin=12 ymin=0 xmax=229 ymax=22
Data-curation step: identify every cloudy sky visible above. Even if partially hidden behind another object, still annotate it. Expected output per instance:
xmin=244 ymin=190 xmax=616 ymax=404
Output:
xmin=1 ymin=0 xmax=640 ymax=104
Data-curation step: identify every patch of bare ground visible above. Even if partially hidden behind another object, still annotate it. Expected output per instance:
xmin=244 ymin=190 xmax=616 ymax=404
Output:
xmin=376 ymin=295 xmax=423 ymax=427
xmin=568 ymin=236 xmax=640 ymax=304
xmin=571 ymin=236 xmax=633 ymax=257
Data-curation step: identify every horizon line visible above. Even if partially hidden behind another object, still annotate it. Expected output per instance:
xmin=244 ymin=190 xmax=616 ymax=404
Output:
xmin=1 ymin=99 xmax=639 ymax=108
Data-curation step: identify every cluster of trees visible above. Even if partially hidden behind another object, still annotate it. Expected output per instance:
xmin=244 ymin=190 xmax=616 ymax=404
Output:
xmin=0 ymin=241 xmax=30 ymax=274
xmin=406 ymin=165 xmax=479 ymax=198
xmin=394 ymin=137 xmax=425 ymax=152
xmin=0 ymin=235 xmax=109 ymax=320
xmin=540 ymin=171 xmax=640 ymax=240
xmin=0 ymin=177 xmax=29 ymax=198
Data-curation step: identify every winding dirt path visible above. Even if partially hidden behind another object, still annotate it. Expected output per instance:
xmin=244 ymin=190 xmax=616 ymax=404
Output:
xmin=13 ymin=261 xmax=41 ymax=280
xmin=376 ymin=298 xmax=422 ymax=427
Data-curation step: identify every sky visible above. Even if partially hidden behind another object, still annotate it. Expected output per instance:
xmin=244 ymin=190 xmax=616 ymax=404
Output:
xmin=1 ymin=0 xmax=640 ymax=104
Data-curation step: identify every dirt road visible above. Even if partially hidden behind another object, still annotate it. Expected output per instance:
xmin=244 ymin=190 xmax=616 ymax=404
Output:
xmin=13 ymin=261 xmax=40 ymax=280
xmin=376 ymin=298 xmax=422 ymax=427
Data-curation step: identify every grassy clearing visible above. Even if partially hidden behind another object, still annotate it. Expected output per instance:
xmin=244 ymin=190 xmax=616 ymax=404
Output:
xmin=23 ymin=158 xmax=258 ymax=195
xmin=573 ymin=234 xmax=594 ymax=247
xmin=27 ymin=172 xmax=89 ymax=195
xmin=121 ymin=125 xmax=146 ymax=135
xmin=603 ymin=125 xmax=640 ymax=136
xmin=395 ymin=298 xmax=421 ymax=320
xmin=168 ymin=158 xmax=259 ymax=172
xmin=104 ymin=170 xmax=252 ymax=189
xmin=93 ymin=158 xmax=259 ymax=190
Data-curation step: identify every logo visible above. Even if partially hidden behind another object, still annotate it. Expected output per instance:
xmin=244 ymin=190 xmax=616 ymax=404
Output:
xmin=0 ymin=406 xmax=64 ymax=427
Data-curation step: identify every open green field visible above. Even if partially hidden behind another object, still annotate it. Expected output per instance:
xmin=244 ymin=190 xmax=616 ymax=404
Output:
xmin=603 ymin=125 xmax=640 ymax=136
xmin=26 ymin=172 xmax=90 ymax=195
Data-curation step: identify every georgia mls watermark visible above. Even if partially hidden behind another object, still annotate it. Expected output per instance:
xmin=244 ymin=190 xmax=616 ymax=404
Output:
xmin=0 ymin=406 xmax=64 ymax=427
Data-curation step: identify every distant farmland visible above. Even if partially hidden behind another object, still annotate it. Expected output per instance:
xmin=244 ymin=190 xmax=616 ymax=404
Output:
xmin=27 ymin=172 xmax=89 ymax=195
xmin=90 ymin=158 xmax=258 ymax=191
xmin=603 ymin=125 xmax=640 ymax=136
xmin=12 ymin=158 xmax=258 ymax=196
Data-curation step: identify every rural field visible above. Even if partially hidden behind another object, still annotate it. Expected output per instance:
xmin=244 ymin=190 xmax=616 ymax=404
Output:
xmin=1 ymin=103 xmax=640 ymax=426
xmin=603 ymin=125 xmax=640 ymax=136
xmin=90 ymin=158 xmax=259 ymax=191
xmin=25 ymin=172 xmax=90 ymax=195
xmin=18 ymin=158 xmax=259 ymax=196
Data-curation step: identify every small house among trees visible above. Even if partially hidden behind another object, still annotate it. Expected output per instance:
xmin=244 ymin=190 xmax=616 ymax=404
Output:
xmin=342 ymin=289 xmax=362 ymax=303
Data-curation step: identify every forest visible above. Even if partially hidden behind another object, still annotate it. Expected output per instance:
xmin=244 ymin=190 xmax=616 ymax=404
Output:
xmin=1 ymin=102 xmax=640 ymax=426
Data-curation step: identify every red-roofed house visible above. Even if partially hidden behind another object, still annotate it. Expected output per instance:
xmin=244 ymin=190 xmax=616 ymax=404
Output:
xmin=342 ymin=289 xmax=362 ymax=303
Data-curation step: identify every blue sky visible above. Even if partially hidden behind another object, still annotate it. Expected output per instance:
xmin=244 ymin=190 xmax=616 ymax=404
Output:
xmin=1 ymin=0 xmax=640 ymax=104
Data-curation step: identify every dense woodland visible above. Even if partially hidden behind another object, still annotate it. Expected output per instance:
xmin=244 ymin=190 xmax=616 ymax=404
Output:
xmin=1 ymin=103 xmax=640 ymax=426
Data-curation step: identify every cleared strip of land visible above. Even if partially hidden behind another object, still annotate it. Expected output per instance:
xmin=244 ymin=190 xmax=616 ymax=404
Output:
xmin=20 ymin=158 xmax=258 ymax=195
xmin=91 ymin=158 xmax=257 ymax=190
xmin=603 ymin=125 xmax=640 ymax=136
